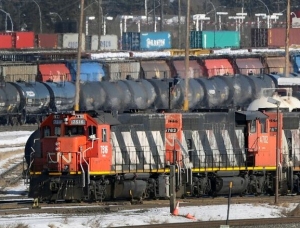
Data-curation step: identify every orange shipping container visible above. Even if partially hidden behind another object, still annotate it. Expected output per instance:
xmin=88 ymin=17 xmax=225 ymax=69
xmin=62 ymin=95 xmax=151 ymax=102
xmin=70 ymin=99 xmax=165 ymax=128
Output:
xmin=204 ymin=59 xmax=234 ymax=78
xmin=38 ymin=64 xmax=71 ymax=82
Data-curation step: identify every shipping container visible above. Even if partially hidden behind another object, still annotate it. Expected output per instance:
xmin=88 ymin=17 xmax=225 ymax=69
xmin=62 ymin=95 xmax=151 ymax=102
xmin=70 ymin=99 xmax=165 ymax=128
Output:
xmin=251 ymin=28 xmax=268 ymax=47
xmin=122 ymin=32 xmax=140 ymax=50
xmin=190 ymin=30 xmax=240 ymax=49
xmin=293 ymin=56 xmax=300 ymax=73
xmin=268 ymin=28 xmax=300 ymax=47
xmin=11 ymin=32 xmax=35 ymax=49
xmin=36 ymin=34 xmax=58 ymax=48
xmin=66 ymin=61 xmax=105 ymax=81
xmin=104 ymin=61 xmax=140 ymax=81
xmin=140 ymin=60 xmax=170 ymax=79
xmin=38 ymin=64 xmax=71 ymax=82
xmin=0 ymin=34 xmax=13 ymax=49
xmin=171 ymin=60 xmax=204 ymax=78
xmin=235 ymin=58 xmax=264 ymax=75
xmin=0 ymin=63 xmax=37 ymax=82
xmin=265 ymin=57 xmax=292 ymax=74
xmin=140 ymin=32 xmax=171 ymax=50
xmin=204 ymin=59 xmax=234 ymax=77
xmin=100 ymin=35 xmax=118 ymax=50
xmin=58 ymin=33 xmax=85 ymax=51
xmin=86 ymin=35 xmax=101 ymax=51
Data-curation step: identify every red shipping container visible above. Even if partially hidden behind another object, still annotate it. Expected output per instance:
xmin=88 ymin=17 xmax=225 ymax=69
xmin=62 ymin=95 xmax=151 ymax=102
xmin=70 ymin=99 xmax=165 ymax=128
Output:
xmin=10 ymin=32 xmax=35 ymax=49
xmin=36 ymin=34 xmax=58 ymax=48
xmin=38 ymin=64 xmax=71 ymax=82
xmin=268 ymin=28 xmax=300 ymax=47
xmin=0 ymin=34 xmax=13 ymax=49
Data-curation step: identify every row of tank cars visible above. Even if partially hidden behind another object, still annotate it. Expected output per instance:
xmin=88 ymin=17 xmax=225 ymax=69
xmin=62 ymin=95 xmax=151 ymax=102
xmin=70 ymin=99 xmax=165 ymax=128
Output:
xmin=1 ymin=73 xmax=299 ymax=125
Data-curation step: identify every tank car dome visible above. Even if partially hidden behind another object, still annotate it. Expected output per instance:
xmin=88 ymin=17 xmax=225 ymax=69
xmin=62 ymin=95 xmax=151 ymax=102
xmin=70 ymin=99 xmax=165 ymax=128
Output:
xmin=247 ymin=95 xmax=292 ymax=111
xmin=281 ymin=96 xmax=300 ymax=111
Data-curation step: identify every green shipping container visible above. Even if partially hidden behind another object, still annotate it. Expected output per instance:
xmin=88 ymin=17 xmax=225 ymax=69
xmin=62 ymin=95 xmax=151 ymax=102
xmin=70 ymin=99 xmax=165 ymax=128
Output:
xmin=190 ymin=31 xmax=240 ymax=49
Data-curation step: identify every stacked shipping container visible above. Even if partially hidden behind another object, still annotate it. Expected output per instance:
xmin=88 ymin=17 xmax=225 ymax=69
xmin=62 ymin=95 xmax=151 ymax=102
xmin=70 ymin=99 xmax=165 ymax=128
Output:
xmin=190 ymin=31 xmax=240 ymax=49
xmin=251 ymin=28 xmax=300 ymax=48
xmin=122 ymin=32 xmax=171 ymax=51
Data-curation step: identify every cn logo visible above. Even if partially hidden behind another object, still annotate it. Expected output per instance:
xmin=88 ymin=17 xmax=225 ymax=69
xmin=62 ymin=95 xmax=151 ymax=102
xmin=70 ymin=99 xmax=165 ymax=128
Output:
xmin=48 ymin=152 xmax=72 ymax=164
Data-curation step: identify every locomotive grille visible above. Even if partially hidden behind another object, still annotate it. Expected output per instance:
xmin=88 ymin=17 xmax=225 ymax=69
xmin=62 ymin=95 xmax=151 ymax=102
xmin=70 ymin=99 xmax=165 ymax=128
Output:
xmin=283 ymin=117 xmax=300 ymax=129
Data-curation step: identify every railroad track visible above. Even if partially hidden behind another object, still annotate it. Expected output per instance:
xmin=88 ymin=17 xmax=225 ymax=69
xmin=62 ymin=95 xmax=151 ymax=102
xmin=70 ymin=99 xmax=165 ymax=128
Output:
xmin=0 ymin=159 xmax=27 ymax=195
xmin=117 ymin=217 xmax=300 ymax=228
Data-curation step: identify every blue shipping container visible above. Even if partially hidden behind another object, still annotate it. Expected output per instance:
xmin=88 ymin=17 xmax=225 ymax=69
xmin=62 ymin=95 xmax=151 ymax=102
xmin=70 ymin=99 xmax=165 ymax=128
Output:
xmin=294 ymin=56 xmax=300 ymax=73
xmin=66 ymin=61 xmax=105 ymax=82
xmin=139 ymin=32 xmax=171 ymax=51
xmin=122 ymin=32 xmax=140 ymax=51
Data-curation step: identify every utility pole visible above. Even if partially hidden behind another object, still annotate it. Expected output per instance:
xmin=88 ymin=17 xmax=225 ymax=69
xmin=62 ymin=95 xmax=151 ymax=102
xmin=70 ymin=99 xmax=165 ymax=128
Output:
xmin=75 ymin=0 xmax=85 ymax=111
xmin=183 ymin=0 xmax=190 ymax=111
xmin=160 ymin=0 xmax=163 ymax=31
xmin=178 ymin=0 xmax=181 ymax=48
xmin=153 ymin=0 xmax=156 ymax=32
xmin=284 ymin=0 xmax=290 ymax=77
xmin=98 ymin=0 xmax=102 ymax=50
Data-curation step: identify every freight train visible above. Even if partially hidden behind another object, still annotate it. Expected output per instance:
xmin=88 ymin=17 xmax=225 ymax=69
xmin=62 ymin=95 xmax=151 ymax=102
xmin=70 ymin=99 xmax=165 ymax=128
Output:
xmin=0 ymin=74 xmax=277 ymax=125
xmin=24 ymin=90 xmax=300 ymax=202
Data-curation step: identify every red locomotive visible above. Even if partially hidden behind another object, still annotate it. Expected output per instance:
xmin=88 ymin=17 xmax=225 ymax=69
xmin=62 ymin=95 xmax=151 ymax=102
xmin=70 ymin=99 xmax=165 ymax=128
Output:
xmin=24 ymin=102 xmax=300 ymax=202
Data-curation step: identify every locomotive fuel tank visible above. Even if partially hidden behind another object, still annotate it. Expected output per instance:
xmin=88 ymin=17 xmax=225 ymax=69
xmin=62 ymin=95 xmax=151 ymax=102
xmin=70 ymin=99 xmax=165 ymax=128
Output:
xmin=212 ymin=176 xmax=248 ymax=195
xmin=10 ymin=81 xmax=51 ymax=114
xmin=43 ymin=82 xmax=75 ymax=112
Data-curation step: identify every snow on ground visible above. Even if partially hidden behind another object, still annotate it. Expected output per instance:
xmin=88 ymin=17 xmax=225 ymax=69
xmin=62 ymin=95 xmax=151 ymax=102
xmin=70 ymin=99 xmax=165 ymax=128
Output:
xmin=0 ymin=131 xmax=33 ymax=147
xmin=0 ymin=203 xmax=298 ymax=228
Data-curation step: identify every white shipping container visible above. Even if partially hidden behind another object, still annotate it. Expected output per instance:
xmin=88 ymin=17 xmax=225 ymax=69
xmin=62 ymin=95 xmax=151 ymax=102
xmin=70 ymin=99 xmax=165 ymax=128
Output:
xmin=100 ymin=35 xmax=118 ymax=50
xmin=91 ymin=35 xmax=99 ymax=51
xmin=58 ymin=33 xmax=85 ymax=51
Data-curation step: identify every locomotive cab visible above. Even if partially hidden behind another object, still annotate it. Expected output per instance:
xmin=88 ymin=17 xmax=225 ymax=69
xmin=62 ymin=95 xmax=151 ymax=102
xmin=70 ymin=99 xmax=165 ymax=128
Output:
xmin=38 ymin=112 xmax=112 ymax=175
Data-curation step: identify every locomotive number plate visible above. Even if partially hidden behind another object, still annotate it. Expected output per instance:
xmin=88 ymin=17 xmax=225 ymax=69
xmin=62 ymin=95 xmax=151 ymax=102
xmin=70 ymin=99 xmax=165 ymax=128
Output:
xmin=53 ymin=120 xmax=63 ymax=125
xmin=166 ymin=128 xmax=178 ymax=133
xmin=70 ymin=119 xmax=86 ymax=125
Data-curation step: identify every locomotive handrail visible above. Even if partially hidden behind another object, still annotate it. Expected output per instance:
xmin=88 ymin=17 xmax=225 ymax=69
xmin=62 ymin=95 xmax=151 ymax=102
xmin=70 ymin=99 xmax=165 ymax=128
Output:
xmin=77 ymin=151 xmax=85 ymax=188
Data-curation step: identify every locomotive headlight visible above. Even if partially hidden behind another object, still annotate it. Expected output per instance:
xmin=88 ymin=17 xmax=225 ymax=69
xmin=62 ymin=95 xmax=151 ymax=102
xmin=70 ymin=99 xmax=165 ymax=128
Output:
xmin=63 ymin=117 xmax=68 ymax=124
xmin=55 ymin=142 xmax=60 ymax=151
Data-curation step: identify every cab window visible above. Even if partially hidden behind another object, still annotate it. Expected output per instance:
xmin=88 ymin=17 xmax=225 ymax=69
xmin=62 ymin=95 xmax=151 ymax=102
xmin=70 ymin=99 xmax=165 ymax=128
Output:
xmin=88 ymin=125 xmax=97 ymax=138
xmin=250 ymin=120 xmax=256 ymax=133
xmin=66 ymin=126 xmax=84 ymax=136
xmin=102 ymin=128 xmax=107 ymax=142
xmin=260 ymin=119 xmax=267 ymax=133
xmin=55 ymin=126 xmax=61 ymax=136
xmin=43 ymin=126 xmax=51 ymax=137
